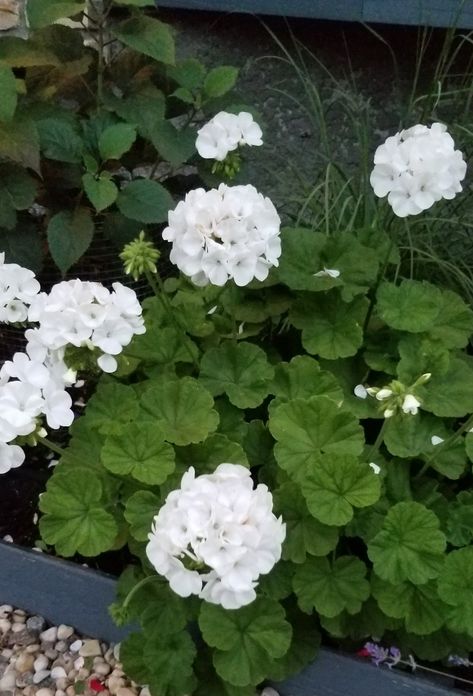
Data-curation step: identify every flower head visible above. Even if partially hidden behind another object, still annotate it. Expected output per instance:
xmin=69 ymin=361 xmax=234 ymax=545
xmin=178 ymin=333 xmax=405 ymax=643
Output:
xmin=370 ymin=123 xmax=466 ymax=217
xmin=163 ymin=184 xmax=281 ymax=287
xmin=196 ymin=111 xmax=263 ymax=162
xmin=120 ymin=231 xmax=160 ymax=282
xmin=146 ymin=464 xmax=285 ymax=609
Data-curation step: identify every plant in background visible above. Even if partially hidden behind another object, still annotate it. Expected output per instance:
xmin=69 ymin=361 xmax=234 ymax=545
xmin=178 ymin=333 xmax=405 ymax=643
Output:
xmin=0 ymin=0 xmax=242 ymax=275
xmin=4 ymin=113 xmax=473 ymax=696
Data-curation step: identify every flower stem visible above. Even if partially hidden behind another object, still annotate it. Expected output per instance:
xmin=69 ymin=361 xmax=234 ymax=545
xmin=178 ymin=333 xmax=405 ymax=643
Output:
xmin=144 ymin=269 xmax=200 ymax=371
xmin=122 ymin=575 xmax=159 ymax=610
xmin=36 ymin=435 xmax=68 ymax=459
xmin=367 ymin=419 xmax=389 ymax=461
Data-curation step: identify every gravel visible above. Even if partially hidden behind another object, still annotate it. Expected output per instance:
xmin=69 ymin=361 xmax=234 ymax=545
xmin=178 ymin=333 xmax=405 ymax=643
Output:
xmin=0 ymin=604 xmax=281 ymax=696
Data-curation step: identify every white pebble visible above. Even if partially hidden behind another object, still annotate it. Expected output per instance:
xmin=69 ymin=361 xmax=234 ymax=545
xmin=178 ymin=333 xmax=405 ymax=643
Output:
xmin=79 ymin=639 xmax=102 ymax=657
xmin=117 ymin=688 xmax=136 ymax=696
xmin=56 ymin=691 xmax=66 ymax=696
xmin=73 ymin=656 xmax=84 ymax=670
xmin=70 ymin=639 xmax=82 ymax=652
xmin=57 ymin=625 xmax=73 ymax=641
xmin=33 ymin=669 xmax=51 ymax=684
xmin=0 ymin=604 xmax=12 ymax=618
xmin=12 ymin=622 xmax=26 ymax=633
xmin=37 ymin=689 xmax=54 ymax=696
xmin=0 ymin=618 xmax=11 ymax=633
xmin=51 ymin=666 xmax=67 ymax=679
xmin=26 ymin=643 xmax=40 ymax=653
xmin=40 ymin=626 xmax=58 ymax=642
xmin=94 ymin=662 xmax=111 ymax=676
xmin=0 ymin=670 xmax=16 ymax=690
xmin=34 ymin=654 xmax=49 ymax=672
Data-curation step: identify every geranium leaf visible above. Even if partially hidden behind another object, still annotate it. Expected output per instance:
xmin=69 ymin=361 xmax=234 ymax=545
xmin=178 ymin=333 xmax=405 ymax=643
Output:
xmin=277 ymin=228 xmax=329 ymax=291
xmin=269 ymin=396 xmax=364 ymax=481
xmin=384 ymin=412 xmax=437 ymax=458
xmin=39 ymin=468 xmax=118 ymax=557
xmin=140 ymin=377 xmax=219 ymax=445
xmin=273 ymin=483 xmax=339 ymax=563
xmin=371 ymin=576 xmax=447 ymax=635
xmin=243 ymin=420 xmax=275 ymax=469
xmin=85 ymin=383 xmax=139 ymax=435
xmin=427 ymin=288 xmax=473 ymax=349
xmin=266 ymin=611 xmax=320 ymax=682
xmin=397 ymin=334 xmax=450 ymax=384
xmin=124 ymin=491 xmax=160 ymax=542
xmin=300 ymin=455 xmax=381 ymax=526
xmin=102 ymin=422 xmax=175 ymax=484
xmin=438 ymin=548 xmax=473 ymax=637
xmin=270 ymin=355 xmax=343 ymax=412
xmin=175 ymin=433 xmax=248 ymax=474
xmin=320 ymin=597 xmax=394 ymax=641
xmin=377 ymin=280 xmax=442 ymax=333
xmin=200 ymin=341 xmax=274 ymax=408
xmin=293 ymin=556 xmax=370 ymax=617
xmin=126 ymin=325 xmax=198 ymax=365
xmin=82 ymin=172 xmax=118 ymax=212
xmin=199 ymin=599 xmax=292 ymax=687
xmin=290 ymin=294 xmax=367 ymax=359
xmin=368 ymin=501 xmax=446 ymax=584
xmin=446 ymin=492 xmax=473 ymax=546
xmin=420 ymin=357 xmax=473 ymax=417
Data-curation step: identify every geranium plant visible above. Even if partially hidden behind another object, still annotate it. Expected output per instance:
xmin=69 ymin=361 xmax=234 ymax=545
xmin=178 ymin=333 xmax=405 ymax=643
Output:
xmin=0 ymin=0 xmax=241 ymax=274
xmin=3 ymin=118 xmax=473 ymax=696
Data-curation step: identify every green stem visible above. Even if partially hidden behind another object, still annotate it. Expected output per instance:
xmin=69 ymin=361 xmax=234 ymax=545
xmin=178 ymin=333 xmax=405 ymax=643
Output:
xmin=144 ymin=269 xmax=200 ymax=372
xmin=122 ymin=575 xmax=159 ymax=611
xmin=367 ymin=419 xmax=389 ymax=461
xmin=362 ymin=214 xmax=396 ymax=336
xmin=36 ymin=435 xmax=68 ymax=459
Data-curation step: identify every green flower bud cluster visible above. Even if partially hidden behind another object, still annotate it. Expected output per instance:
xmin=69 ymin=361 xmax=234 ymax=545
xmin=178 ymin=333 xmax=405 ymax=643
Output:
xmin=365 ymin=373 xmax=431 ymax=418
xmin=120 ymin=231 xmax=161 ymax=281
xmin=211 ymin=151 xmax=242 ymax=179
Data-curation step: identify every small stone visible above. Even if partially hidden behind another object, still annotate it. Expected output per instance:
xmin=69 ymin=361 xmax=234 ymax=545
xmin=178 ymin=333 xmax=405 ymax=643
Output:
xmin=0 ymin=605 xmax=12 ymax=618
xmin=56 ymin=625 xmax=73 ymax=641
xmin=0 ymin=618 xmax=11 ymax=633
xmin=36 ymin=689 xmax=54 ymax=696
xmin=34 ymin=654 xmax=49 ymax=672
xmin=25 ymin=644 xmax=40 ymax=654
xmin=94 ymin=662 xmax=111 ymax=676
xmin=70 ymin=639 xmax=82 ymax=653
xmin=0 ymin=670 xmax=16 ymax=690
xmin=139 ymin=689 xmax=151 ymax=696
xmin=54 ymin=640 xmax=67 ymax=653
xmin=40 ymin=627 xmax=58 ymax=643
xmin=73 ymin=656 xmax=84 ymax=670
xmin=113 ymin=645 xmax=120 ymax=661
xmin=15 ymin=671 xmax=34 ymax=688
xmin=56 ymin=691 xmax=66 ymax=696
xmin=33 ymin=669 xmax=51 ymax=684
xmin=15 ymin=651 xmax=35 ymax=673
xmin=55 ymin=677 xmax=68 ymax=690
xmin=117 ymin=689 xmax=136 ymax=696
xmin=51 ymin=666 xmax=67 ymax=680
xmin=66 ymin=687 xmax=76 ymax=696
xmin=0 ymin=0 xmax=20 ymax=31
xmin=2 ymin=649 xmax=13 ymax=658
xmin=45 ymin=648 xmax=58 ymax=660
xmin=79 ymin=639 xmax=102 ymax=657
xmin=26 ymin=615 xmax=46 ymax=633
xmin=107 ymin=675 xmax=125 ymax=694
xmin=12 ymin=622 xmax=26 ymax=633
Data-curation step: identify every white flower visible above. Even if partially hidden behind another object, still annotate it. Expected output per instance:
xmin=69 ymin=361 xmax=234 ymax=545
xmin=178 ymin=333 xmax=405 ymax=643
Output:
xmin=0 ymin=381 xmax=44 ymax=438
xmin=402 ymin=394 xmax=421 ymax=415
xmin=383 ymin=408 xmax=395 ymax=418
xmin=196 ymin=111 xmax=263 ymax=161
xmin=313 ymin=268 xmax=340 ymax=278
xmin=431 ymin=435 xmax=444 ymax=446
xmin=369 ymin=462 xmax=381 ymax=475
xmin=0 ymin=255 xmax=40 ymax=324
xmin=146 ymin=464 xmax=285 ymax=610
xmin=163 ymin=184 xmax=281 ymax=287
xmin=370 ymin=123 xmax=466 ymax=216
xmin=354 ymin=384 xmax=367 ymax=399
xmin=0 ymin=443 xmax=25 ymax=474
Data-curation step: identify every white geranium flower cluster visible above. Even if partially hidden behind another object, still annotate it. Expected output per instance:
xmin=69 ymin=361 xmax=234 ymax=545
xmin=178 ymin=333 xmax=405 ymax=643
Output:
xmin=163 ymin=183 xmax=281 ymax=287
xmin=27 ymin=280 xmax=145 ymax=374
xmin=196 ymin=111 xmax=263 ymax=161
xmin=370 ymin=123 xmax=466 ymax=217
xmin=146 ymin=464 xmax=285 ymax=610
xmin=354 ymin=374 xmax=430 ymax=418
xmin=0 ymin=253 xmax=40 ymax=323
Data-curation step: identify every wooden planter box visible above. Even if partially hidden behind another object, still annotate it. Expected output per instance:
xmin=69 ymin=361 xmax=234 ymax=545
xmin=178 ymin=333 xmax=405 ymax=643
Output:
xmin=156 ymin=0 xmax=473 ymax=29
xmin=0 ymin=540 xmax=468 ymax=695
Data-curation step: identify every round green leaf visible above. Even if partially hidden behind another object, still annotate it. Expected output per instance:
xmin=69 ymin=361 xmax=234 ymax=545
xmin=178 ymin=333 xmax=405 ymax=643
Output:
xmin=144 ymin=631 xmax=196 ymax=695
xmin=204 ymin=66 xmax=239 ymax=98
xmin=372 ymin=576 xmax=447 ymax=635
xmin=200 ymin=341 xmax=274 ymax=409
xmin=124 ymin=491 xmax=160 ymax=541
xmin=300 ymin=455 xmax=381 ymax=526
xmin=376 ymin=280 xmax=442 ymax=333
xmin=102 ymin=422 xmax=175 ymax=484
xmin=175 ymin=433 xmax=248 ymax=474
xmin=428 ymin=288 xmax=473 ymax=349
xmin=85 ymin=383 xmax=139 ymax=435
xmin=199 ymin=599 xmax=292 ymax=687
xmin=269 ymin=396 xmax=364 ymax=481
xmin=420 ymin=357 xmax=473 ymax=417
xmin=438 ymin=548 xmax=473 ymax=637
xmin=384 ymin=412 xmax=436 ymax=458
xmin=273 ymin=483 xmax=339 ymax=563
xmin=39 ymin=468 xmax=118 ymax=557
xmin=277 ymin=228 xmax=328 ymax=291
xmin=83 ymin=172 xmax=118 ymax=212
xmin=47 ymin=207 xmax=94 ymax=274
xmin=117 ymin=179 xmax=173 ymax=223
xmin=270 ymin=355 xmax=343 ymax=411
xmin=293 ymin=556 xmax=370 ymax=617
xmin=111 ymin=16 xmax=175 ymax=65
xmin=368 ymin=501 xmax=446 ymax=585
xmin=0 ymin=66 xmax=17 ymax=122
xmin=140 ymin=377 xmax=219 ymax=445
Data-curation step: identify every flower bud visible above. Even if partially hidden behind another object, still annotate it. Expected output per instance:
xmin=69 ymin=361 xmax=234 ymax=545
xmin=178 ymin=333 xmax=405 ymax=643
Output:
xmin=120 ymin=231 xmax=160 ymax=281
